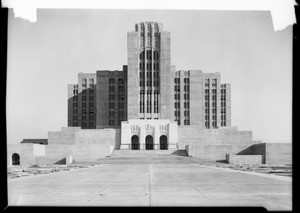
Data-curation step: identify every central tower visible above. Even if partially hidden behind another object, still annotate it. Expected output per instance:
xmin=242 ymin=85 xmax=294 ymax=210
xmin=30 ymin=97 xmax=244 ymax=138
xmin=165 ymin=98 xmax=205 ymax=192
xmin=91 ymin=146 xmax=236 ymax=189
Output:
xmin=127 ymin=22 xmax=173 ymax=120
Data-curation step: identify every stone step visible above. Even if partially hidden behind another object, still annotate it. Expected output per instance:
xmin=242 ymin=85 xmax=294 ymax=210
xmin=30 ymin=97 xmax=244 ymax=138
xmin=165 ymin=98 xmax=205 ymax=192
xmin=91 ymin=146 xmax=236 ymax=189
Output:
xmin=95 ymin=155 xmax=215 ymax=164
xmin=111 ymin=149 xmax=187 ymax=157
xmin=103 ymin=156 xmax=187 ymax=160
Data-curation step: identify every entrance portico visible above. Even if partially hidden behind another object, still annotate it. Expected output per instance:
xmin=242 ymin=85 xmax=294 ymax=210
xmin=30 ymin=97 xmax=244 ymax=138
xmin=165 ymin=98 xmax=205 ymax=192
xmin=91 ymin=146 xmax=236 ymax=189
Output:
xmin=120 ymin=119 xmax=178 ymax=150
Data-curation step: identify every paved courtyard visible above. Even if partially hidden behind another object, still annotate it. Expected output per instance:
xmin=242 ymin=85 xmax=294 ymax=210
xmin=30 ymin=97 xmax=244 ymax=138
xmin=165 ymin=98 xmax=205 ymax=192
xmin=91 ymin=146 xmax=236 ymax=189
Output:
xmin=7 ymin=164 xmax=292 ymax=209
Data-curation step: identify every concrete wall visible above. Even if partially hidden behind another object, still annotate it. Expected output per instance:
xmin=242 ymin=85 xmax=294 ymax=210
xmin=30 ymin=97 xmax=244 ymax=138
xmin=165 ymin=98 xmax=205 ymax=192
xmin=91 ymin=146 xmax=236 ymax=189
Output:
xmin=10 ymin=143 xmax=112 ymax=165
xmin=48 ymin=127 xmax=80 ymax=145
xmin=34 ymin=145 xmax=75 ymax=164
xmin=238 ymin=143 xmax=292 ymax=165
xmin=226 ymin=153 xmax=262 ymax=165
xmin=73 ymin=144 xmax=111 ymax=161
xmin=186 ymin=144 xmax=251 ymax=160
xmin=75 ymin=128 xmax=121 ymax=148
xmin=178 ymin=126 xmax=253 ymax=149
xmin=265 ymin=143 xmax=292 ymax=165
xmin=21 ymin=139 xmax=48 ymax=145
xmin=7 ymin=144 xmax=34 ymax=165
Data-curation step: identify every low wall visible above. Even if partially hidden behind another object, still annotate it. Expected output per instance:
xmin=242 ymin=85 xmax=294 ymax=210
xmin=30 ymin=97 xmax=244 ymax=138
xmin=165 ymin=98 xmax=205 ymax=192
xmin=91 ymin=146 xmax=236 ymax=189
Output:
xmin=186 ymin=144 xmax=251 ymax=160
xmin=7 ymin=144 xmax=35 ymax=165
xmin=73 ymin=144 xmax=111 ymax=161
xmin=178 ymin=126 xmax=254 ymax=149
xmin=237 ymin=143 xmax=292 ymax=165
xmin=21 ymin=139 xmax=48 ymax=145
xmin=265 ymin=143 xmax=292 ymax=165
xmin=48 ymin=127 xmax=78 ymax=145
xmin=226 ymin=153 xmax=262 ymax=165
xmin=75 ymin=128 xmax=121 ymax=148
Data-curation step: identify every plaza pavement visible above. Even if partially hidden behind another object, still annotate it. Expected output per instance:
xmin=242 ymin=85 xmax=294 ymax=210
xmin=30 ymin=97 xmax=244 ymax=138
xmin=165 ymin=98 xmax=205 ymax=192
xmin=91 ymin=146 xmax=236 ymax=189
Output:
xmin=7 ymin=164 xmax=292 ymax=210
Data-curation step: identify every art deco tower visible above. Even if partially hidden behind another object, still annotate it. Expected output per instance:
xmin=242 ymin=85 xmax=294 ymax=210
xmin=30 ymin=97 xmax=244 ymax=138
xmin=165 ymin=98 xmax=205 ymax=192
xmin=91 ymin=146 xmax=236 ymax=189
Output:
xmin=127 ymin=22 xmax=173 ymax=120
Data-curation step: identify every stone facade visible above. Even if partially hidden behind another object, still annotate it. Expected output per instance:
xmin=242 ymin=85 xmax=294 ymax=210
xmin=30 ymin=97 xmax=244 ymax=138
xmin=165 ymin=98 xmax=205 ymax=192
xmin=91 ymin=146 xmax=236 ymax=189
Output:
xmin=120 ymin=119 xmax=178 ymax=150
xmin=8 ymin=21 xmax=289 ymax=166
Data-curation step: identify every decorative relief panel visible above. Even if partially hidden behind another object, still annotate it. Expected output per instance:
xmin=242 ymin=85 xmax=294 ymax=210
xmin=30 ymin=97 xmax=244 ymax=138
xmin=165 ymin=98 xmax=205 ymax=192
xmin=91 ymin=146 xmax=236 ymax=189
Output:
xmin=131 ymin=125 xmax=140 ymax=134
xmin=159 ymin=125 xmax=168 ymax=133
xmin=145 ymin=124 xmax=155 ymax=133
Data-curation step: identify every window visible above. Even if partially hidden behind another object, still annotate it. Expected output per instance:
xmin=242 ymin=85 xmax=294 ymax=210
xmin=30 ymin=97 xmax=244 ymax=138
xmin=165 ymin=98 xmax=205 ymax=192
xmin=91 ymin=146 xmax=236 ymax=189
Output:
xmin=89 ymin=102 xmax=94 ymax=107
xmin=82 ymin=96 xmax=86 ymax=101
xmin=184 ymin=120 xmax=190 ymax=125
xmin=118 ymin=78 xmax=124 ymax=84
xmin=109 ymin=120 xmax=115 ymax=126
xmin=205 ymin=79 xmax=209 ymax=86
xmin=89 ymin=89 xmax=94 ymax=94
xmin=109 ymin=94 xmax=115 ymax=100
xmin=184 ymin=78 xmax=189 ymax=83
xmin=184 ymin=111 xmax=190 ymax=116
xmin=109 ymin=86 xmax=115 ymax=92
xmin=109 ymin=78 xmax=115 ymax=84
xmin=82 ymin=103 xmax=86 ymax=107
xmin=119 ymin=111 xmax=124 ymax=117
xmin=119 ymin=95 xmax=125 ymax=101
xmin=109 ymin=102 xmax=115 ymax=109
xmin=118 ymin=103 xmax=125 ymax=108
xmin=118 ymin=86 xmax=124 ymax=92
xmin=109 ymin=111 xmax=115 ymax=117
xmin=89 ymin=96 xmax=94 ymax=101
xmin=212 ymin=78 xmax=217 ymax=86
xmin=184 ymin=102 xmax=189 ymax=108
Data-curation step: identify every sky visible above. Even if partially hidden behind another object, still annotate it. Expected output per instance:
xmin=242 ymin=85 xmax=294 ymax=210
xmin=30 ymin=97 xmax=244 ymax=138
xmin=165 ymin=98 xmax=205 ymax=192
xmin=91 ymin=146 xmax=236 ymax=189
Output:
xmin=6 ymin=9 xmax=292 ymax=144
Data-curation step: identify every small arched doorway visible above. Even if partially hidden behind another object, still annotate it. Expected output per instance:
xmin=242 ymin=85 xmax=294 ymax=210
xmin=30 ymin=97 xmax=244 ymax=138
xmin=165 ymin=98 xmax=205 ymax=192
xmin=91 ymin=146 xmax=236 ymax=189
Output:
xmin=12 ymin=153 xmax=20 ymax=165
xmin=146 ymin=135 xmax=154 ymax=150
xmin=160 ymin=135 xmax=168 ymax=150
xmin=131 ymin=135 xmax=140 ymax=150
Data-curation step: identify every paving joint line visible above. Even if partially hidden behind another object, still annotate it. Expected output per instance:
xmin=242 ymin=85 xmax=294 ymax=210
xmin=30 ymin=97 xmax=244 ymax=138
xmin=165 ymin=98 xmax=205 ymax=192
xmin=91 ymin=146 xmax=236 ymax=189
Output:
xmin=84 ymin=173 xmax=125 ymax=203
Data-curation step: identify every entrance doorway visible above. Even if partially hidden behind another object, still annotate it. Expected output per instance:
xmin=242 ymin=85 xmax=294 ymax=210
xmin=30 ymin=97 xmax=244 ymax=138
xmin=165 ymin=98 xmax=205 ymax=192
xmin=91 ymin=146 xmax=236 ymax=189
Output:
xmin=160 ymin=135 xmax=168 ymax=150
xmin=146 ymin=135 xmax=154 ymax=150
xmin=131 ymin=135 xmax=140 ymax=150
xmin=12 ymin=153 xmax=20 ymax=165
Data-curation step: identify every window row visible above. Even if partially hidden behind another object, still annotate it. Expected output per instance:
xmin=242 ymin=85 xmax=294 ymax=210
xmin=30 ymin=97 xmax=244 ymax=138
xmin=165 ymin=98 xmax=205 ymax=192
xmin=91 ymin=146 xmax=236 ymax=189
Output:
xmin=109 ymin=111 xmax=125 ymax=117
xmin=109 ymin=102 xmax=125 ymax=109
xmin=82 ymin=89 xmax=94 ymax=94
xmin=72 ymin=115 xmax=95 ymax=121
xmin=109 ymin=86 xmax=125 ymax=92
xmin=139 ymin=63 xmax=160 ymax=70
xmin=109 ymin=78 xmax=125 ymax=84
xmin=81 ymin=96 xmax=94 ymax=101
xmin=221 ymin=121 xmax=227 ymax=126
xmin=140 ymin=90 xmax=160 ymax=95
xmin=109 ymin=94 xmax=125 ymax=101
xmin=139 ymin=80 xmax=160 ymax=87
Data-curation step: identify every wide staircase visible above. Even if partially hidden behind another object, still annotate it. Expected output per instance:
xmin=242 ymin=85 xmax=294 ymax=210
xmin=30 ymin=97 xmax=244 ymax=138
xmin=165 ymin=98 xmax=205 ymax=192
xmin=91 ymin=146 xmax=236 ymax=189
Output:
xmin=95 ymin=149 xmax=215 ymax=164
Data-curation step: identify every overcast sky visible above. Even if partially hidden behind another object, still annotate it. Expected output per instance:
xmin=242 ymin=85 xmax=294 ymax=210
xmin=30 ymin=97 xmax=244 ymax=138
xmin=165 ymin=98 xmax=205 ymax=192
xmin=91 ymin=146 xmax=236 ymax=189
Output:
xmin=6 ymin=9 xmax=292 ymax=144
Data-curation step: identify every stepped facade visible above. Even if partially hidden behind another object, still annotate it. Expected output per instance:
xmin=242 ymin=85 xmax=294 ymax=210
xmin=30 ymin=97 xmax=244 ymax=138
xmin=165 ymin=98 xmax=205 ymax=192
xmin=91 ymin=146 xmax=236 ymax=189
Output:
xmin=8 ymin=22 xmax=289 ymax=166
